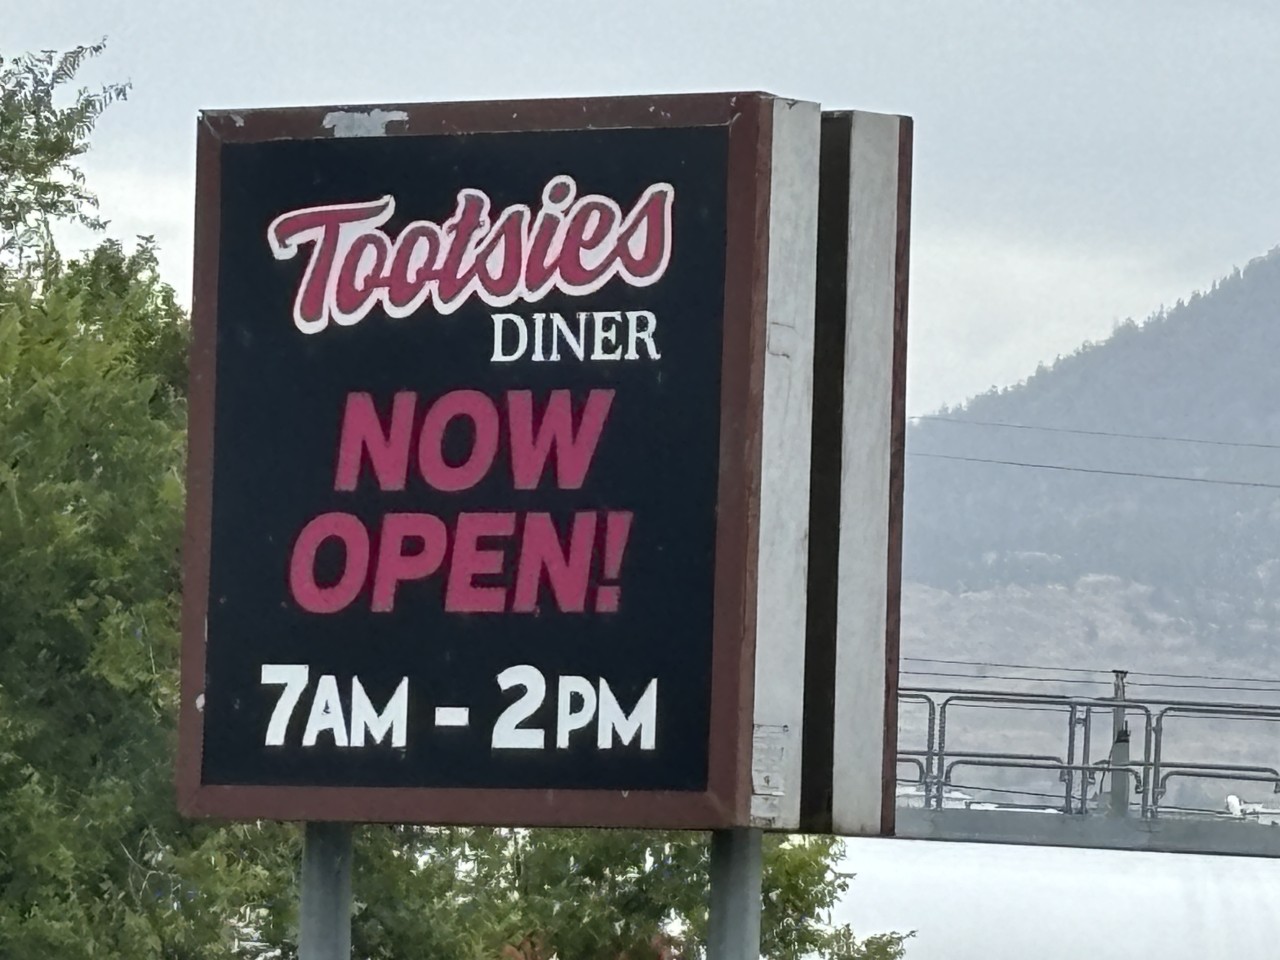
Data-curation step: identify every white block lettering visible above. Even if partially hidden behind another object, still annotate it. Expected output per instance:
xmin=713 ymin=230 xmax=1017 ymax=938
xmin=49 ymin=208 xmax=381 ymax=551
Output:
xmin=490 ymin=312 xmax=528 ymax=361
xmin=492 ymin=664 xmax=546 ymax=749
xmin=624 ymin=310 xmax=661 ymax=360
xmin=302 ymin=674 xmax=349 ymax=747
xmin=556 ymin=674 xmax=598 ymax=748
xmin=597 ymin=678 xmax=657 ymax=749
xmin=350 ymin=676 xmax=408 ymax=747
xmin=591 ymin=310 xmax=623 ymax=360
xmin=549 ymin=311 xmax=587 ymax=361
xmin=531 ymin=312 xmax=547 ymax=361
xmin=434 ymin=706 xmax=471 ymax=727
xmin=261 ymin=663 xmax=309 ymax=746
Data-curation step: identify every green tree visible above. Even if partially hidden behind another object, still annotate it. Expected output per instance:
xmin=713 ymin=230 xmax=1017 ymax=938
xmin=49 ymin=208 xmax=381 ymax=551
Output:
xmin=0 ymin=41 xmax=911 ymax=960
xmin=0 ymin=40 xmax=128 ymax=270
xmin=347 ymin=827 xmax=911 ymax=960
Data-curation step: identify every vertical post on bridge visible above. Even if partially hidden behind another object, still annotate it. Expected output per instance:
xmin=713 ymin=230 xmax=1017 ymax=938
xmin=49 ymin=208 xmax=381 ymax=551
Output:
xmin=1109 ymin=670 xmax=1131 ymax=818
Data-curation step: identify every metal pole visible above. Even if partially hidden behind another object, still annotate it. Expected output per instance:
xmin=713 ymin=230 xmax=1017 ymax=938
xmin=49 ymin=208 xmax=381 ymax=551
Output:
xmin=1063 ymin=704 xmax=1077 ymax=813
xmin=1109 ymin=670 xmax=1131 ymax=818
xmin=708 ymin=828 xmax=763 ymax=960
xmin=1078 ymin=707 xmax=1093 ymax=814
xmin=1108 ymin=731 xmax=1132 ymax=817
xmin=1111 ymin=670 xmax=1128 ymax=742
xmin=300 ymin=821 xmax=353 ymax=960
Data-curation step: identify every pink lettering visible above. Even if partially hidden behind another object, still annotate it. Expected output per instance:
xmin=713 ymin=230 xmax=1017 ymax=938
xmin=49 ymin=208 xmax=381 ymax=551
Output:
xmin=508 ymin=389 xmax=614 ymax=490
xmin=559 ymin=200 xmax=618 ymax=287
xmin=417 ymin=390 xmax=500 ymax=492
xmin=371 ymin=513 xmax=448 ymax=612
xmin=267 ymin=197 xmax=395 ymax=334
xmin=267 ymin=176 xmax=674 ymax=334
xmin=446 ymin=512 xmax=515 ymax=613
xmin=512 ymin=512 xmax=596 ymax=613
xmin=289 ymin=512 xmax=370 ymax=614
xmin=334 ymin=391 xmax=416 ymax=492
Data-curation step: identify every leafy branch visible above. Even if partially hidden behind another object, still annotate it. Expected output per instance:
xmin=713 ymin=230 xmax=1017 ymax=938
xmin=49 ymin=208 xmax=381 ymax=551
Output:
xmin=0 ymin=39 xmax=129 ymax=270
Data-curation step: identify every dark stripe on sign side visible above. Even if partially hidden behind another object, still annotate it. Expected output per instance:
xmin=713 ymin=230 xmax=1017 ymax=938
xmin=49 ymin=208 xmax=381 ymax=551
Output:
xmin=799 ymin=112 xmax=854 ymax=833
xmin=880 ymin=116 xmax=913 ymax=837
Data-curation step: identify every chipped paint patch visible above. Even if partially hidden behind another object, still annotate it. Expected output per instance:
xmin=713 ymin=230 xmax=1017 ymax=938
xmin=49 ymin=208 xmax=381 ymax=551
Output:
xmin=752 ymin=724 xmax=788 ymax=796
xmin=322 ymin=108 xmax=409 ymax=138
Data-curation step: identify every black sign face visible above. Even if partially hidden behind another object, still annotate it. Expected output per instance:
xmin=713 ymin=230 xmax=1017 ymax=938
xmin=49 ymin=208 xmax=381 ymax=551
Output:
xmin=201 ymin=122 xmax=728 ymax=799
xmin=180 ymin=95 xmax=783 ymax=828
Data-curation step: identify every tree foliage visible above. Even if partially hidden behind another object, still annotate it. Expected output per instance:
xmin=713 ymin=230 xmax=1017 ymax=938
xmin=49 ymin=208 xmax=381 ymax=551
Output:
xmin=0 ymin=39 xmax=129 ymax=268
xmin=343 ymin=827 xmax=910 ymax=960
xmin=0 ymin=41 xmax=911 ymax=960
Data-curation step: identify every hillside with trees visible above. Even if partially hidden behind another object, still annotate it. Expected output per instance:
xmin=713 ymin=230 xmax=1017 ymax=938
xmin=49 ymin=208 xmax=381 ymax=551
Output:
xmin=897 ymin=248 xmax=1280 ymax=810
xmin=904 ymin=248 xmax=1280 ymax=661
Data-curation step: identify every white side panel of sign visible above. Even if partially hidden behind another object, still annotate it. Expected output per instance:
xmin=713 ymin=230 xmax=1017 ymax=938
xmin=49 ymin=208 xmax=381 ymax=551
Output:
xmin=830 ymin=111 xmax=902 ymax=836
xmin=751 ymin=98 xmax=821 ymax=830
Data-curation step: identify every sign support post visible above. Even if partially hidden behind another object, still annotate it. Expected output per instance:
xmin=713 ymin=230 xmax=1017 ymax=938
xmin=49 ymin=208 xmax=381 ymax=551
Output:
xmin=299 ymin=822 xmax=353 ymax=960
xmin=707 ymin=828 xmax=763 ymax=960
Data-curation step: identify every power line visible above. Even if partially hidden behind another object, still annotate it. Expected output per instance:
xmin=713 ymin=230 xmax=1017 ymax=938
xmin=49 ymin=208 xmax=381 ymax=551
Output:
xmin=1126 ymin=679 xmax=1280 ymax=694
xmin=908 ymin=451 xmax=1280 ymax=490
xmin=898 ymin=699 xmax=1070 ymax=716
xmin=901 ymin=699 xmax=1280 ymax=721
xmin=906 ymin=656 xmax=1280 ymax=687
xmin=1133 ymin=668 xmax=1280 ymax=685
xmin=904 ymin=669 xmax=1280 ymax=695
xmin=904 ymin=656 xmax=1111 ymax=676
xmin=901 ymin=669 xmax=1107 ymax=685
xmin=910 ymin=414 xmax=1280 ymax=452
xmin=1164 ymin=712 xmax=1280 ymax=723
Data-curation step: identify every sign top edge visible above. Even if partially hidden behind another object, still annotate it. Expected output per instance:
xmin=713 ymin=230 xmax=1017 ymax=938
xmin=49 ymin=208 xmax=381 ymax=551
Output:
xmin=196 ymin=91 xmax=818 ymax=141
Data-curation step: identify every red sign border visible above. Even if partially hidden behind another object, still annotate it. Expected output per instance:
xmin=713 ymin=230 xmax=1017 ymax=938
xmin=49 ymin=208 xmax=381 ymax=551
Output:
xmin=178 ymin=92 xmax=776 ymax=828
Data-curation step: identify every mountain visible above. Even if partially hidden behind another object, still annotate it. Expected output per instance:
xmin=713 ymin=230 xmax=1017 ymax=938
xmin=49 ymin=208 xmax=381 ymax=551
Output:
xmin=903 ymin=246 xmax=1280 ymax=658
xmin=897 ymin=247 xmax=1280 ymax=810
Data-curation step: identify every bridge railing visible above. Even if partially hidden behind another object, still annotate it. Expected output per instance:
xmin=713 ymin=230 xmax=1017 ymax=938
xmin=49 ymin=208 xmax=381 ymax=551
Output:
xmin=897 ymin=686 xmax=1280 ymax=820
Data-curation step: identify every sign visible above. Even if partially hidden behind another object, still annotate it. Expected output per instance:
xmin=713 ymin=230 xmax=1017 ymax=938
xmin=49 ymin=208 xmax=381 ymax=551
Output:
xmin=178 ymin=93 xmax=827 ymax=829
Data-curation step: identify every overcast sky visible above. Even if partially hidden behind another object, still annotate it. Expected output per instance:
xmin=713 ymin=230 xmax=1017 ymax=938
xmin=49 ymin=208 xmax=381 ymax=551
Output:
xmin=12 ymin=0 xmax=1280 ymax=414
xmin=10 ymin=2 xmax=1280 ymax=955
xmin=838 ymin=838 xmax=1280 ymax=959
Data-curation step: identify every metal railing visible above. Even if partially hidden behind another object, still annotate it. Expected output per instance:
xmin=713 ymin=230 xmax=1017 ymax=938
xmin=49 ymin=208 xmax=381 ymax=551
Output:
xmin=897 ymin=686 xmax=1280 ymax=819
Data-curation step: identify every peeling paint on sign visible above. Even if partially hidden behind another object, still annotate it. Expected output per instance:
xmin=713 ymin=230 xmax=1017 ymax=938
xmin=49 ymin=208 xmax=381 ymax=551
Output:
xmin=752 ymin=724 xmax=788 ymax=796
xmin=321 ymin=108 xmax=409 ymax=138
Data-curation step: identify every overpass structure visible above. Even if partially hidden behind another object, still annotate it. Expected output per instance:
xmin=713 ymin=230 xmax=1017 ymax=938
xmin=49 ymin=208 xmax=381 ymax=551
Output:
xmin=894 ymin=681 xmax=1280 ymax=856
